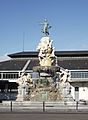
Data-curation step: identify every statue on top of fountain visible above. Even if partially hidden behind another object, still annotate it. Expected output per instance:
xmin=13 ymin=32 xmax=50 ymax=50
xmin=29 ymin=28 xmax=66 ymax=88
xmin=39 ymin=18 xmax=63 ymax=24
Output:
xmin=41 ymin=19 xmax=51 ymax=36
xmin=37 ymin=20 xmax=55 ymax=66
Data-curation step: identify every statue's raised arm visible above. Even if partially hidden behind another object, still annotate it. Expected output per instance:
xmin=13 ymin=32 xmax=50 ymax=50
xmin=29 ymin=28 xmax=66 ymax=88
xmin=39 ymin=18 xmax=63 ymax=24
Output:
xmin=41 ymin=19 xmax=51 ymax=36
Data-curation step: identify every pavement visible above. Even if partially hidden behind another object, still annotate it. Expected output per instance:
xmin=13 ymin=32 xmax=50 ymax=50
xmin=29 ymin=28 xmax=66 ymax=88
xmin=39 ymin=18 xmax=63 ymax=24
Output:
xmin=0 ymin=112 xmax=88 ymax=120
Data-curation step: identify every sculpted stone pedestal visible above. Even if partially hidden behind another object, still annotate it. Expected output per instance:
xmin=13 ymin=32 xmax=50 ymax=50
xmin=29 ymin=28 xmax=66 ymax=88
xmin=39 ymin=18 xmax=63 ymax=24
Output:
xmin=37 ymin=36 xmax=55 ymax=66
xmin=16 ymin=73 xmax=32 ymax=101
xmin=16 ymin=84 xmax=30 ymax=101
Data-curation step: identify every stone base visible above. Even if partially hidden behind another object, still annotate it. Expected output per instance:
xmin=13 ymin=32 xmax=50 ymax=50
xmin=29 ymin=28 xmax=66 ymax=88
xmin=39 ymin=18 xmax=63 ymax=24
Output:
xmin=29 ymin=86 xmax=63 ymax=102
xmin=16 ymin=95 xmax=30 ymax=101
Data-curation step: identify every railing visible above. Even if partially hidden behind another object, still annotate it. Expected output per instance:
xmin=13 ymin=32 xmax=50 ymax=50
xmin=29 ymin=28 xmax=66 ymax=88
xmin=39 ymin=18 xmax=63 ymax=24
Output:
xmin=0 ymin=101 xmax=88 ymax=112
xmin=0 ymin=70 xmax=88 ymax=82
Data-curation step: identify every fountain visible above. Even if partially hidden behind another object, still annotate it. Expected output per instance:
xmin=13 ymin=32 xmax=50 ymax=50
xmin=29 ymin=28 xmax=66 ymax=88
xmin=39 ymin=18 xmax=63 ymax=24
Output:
xmin=16 ymin=19 xmax=73 ymax=102
xmin=16 ymin=73 xmax=33 ymax=101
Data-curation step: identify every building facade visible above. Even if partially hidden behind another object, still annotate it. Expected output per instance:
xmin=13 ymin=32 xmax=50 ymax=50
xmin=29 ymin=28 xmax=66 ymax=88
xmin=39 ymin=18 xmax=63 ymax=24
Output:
xmin=0 ymin=51 xmax=88 ymax=101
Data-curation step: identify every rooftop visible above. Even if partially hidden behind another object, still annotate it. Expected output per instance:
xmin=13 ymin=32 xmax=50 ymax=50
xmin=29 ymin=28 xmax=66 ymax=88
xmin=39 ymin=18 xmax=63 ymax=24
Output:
xmin=0 ymin=50 xmax=88 ymax=71
xmin=8 ymin=50 xmax=88 ymax=58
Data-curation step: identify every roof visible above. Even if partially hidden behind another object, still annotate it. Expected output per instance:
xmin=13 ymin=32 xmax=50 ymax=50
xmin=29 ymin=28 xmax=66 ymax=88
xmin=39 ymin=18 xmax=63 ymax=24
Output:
xmin=58 ymin=59 xmax=88 ymax=70
xmin=0 ymin=58 xmax=88 ymax=71
xmin=0 ymin=50 xmax=88 ymax=71
xmin=0 ymin=59 xmax=28 ymax=71
xmin=8 ymin=50 xmax=88 ymax=58
xmin=8 ymin=51 xmax=38 ymax=58
xmin=27 ymin=59 xmax=40 ymax=70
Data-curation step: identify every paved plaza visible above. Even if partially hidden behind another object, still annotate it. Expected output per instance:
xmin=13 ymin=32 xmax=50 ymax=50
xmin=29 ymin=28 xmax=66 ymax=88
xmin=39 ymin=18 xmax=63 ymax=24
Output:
xmin=0 ymin=112 xmax=88 ymax=120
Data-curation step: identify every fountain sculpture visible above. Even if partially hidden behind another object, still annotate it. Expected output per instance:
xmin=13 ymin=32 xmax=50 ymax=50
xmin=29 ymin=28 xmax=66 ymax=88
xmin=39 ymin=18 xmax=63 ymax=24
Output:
xmin=16 ymin=19 xmax=73 ymax=102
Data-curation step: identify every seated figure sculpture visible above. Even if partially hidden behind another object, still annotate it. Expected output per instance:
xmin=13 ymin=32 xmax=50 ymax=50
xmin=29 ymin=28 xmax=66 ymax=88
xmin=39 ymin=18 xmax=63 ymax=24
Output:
xmin=16 ymin=73 xmax=33 ymax=101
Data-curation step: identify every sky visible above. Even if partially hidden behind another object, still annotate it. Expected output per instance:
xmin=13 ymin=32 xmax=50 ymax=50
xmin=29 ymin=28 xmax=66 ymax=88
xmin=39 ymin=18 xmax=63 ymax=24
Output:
xmin=0 ymin=0 xmax=88 ymax=57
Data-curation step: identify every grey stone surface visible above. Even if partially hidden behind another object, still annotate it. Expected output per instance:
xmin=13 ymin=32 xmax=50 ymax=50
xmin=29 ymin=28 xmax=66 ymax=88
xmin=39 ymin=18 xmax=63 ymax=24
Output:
xmin=0 ymin=112 xmax=88 ymax=120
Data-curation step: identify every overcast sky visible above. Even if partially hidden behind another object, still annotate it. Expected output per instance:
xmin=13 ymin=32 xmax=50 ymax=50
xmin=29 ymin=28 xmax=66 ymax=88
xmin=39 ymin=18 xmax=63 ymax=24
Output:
xmin=0 ymin=0 xmax=88 ymax=56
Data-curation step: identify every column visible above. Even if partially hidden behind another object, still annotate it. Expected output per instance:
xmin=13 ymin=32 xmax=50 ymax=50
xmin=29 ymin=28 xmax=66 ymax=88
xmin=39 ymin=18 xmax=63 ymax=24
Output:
xmin=75 ymin=87 xmax=79 ymax=101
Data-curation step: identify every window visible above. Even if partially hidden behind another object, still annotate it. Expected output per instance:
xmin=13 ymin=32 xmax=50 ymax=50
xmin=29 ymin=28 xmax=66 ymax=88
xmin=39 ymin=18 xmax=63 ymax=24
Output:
xmin=1 ymin=72 xmax=19 ymax=79
xmin=71 ymin=71 xmax=88 ymax=78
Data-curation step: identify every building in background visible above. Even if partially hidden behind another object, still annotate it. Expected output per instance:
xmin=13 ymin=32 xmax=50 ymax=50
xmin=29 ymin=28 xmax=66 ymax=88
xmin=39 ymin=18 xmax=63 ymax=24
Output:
xmin=0 ymin=50 xmax=88 ymax=101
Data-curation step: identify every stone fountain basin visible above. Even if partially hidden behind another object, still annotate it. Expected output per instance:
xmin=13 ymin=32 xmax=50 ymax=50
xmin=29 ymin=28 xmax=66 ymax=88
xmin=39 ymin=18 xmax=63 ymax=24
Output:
xmin=33 ymin=66 xmax=60 ymax=77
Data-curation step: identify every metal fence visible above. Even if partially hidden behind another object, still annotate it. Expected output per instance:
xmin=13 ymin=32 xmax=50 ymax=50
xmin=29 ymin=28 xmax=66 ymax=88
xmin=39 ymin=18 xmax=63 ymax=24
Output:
xmin=0 ymin=101 xmax=88 ymax=112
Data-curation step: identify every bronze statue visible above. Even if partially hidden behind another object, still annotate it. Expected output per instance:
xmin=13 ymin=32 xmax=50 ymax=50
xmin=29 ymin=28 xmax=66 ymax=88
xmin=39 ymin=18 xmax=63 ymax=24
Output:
xmin=41 ymin=19 xmax=51 ymax=36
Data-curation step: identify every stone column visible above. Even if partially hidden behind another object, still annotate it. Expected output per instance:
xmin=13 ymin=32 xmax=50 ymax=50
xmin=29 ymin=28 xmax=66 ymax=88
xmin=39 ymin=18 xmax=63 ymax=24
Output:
xmin=75 ymin=87 xmax=79 ymax=101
